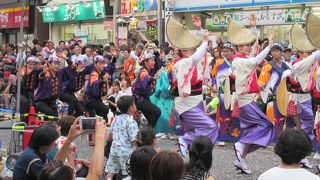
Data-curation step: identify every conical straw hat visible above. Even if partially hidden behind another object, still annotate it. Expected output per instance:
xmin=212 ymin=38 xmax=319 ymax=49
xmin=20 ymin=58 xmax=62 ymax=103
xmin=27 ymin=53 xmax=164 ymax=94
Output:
xmin=227 ymin=20 xmax=255 ymax=45
xmin=290 ymin=23 xmax=316 ymax=52
xmin=223 ymin=76 xmax=231 ymax=110
xmin=166 ymin=17 xmax=202 ymax=50
xmin=276 ymin=78 xmax=291 ymax=116
xmin=306 ymin=13 xmax=320 ymax=49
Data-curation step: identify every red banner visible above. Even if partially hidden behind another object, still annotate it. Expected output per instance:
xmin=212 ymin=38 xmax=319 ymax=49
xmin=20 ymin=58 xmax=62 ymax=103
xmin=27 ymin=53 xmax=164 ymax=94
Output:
xmin=0 ymin=6 xmax=29 ymax=29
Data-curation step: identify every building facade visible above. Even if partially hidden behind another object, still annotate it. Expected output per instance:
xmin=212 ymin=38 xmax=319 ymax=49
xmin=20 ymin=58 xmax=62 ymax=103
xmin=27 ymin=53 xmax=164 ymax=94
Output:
xmin=0 ymin=0 xmax=39 ymax=44
xmin=115 ymin=0 xmax=161 ymax=46
xmin=171 ymin=0 xmax=320 ymax=43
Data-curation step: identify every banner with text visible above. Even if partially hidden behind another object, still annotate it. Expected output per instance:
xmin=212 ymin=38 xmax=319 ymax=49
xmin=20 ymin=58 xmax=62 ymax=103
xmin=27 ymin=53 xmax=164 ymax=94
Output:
xmin=0 ymin=6 xmax=29 ymax=29
xmin=120 ymin=0 xmax=159 ymax=14
xmin=211 ymin=8 xmax=311 ymax=26
xmin=42 ymin=1 xmax=106 ymax=23
xmin=174 ymin=0 xmax=317 ymax=11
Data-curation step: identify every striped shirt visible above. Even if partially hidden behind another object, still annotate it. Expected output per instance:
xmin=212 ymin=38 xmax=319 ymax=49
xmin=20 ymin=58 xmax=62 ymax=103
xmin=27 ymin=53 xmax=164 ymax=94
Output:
xmin=182 ymin=168 xmax=211 ymax=180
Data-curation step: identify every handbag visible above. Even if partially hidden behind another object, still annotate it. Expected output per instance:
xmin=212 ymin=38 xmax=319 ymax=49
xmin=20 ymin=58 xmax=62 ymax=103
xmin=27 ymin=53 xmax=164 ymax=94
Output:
xmin=231 ymin=100 xmax=240 ymax=118
xmin=286 ymin=100 xmax=297 ymax=117
xmin=315 ymin=108 xmax=320 ymax=145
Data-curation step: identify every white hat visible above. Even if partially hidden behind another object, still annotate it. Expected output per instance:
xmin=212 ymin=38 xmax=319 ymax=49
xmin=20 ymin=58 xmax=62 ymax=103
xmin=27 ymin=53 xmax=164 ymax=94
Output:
xmin=306 ymin=13 xmax=320 ymax=49
xmin=48 ymin=54 xmax=62 ymax=63
xmin=139 ymin=49 xmax=155 ymax=65
xmin=166 ymin=17 xmax=202 ymax=50
xmin=228 ymin=21 xmax=255 ymax=45
xmin=290 ymin=23 xmax=316 ymax=52
xmin=27 ymin=56 xmax=40 ymax=63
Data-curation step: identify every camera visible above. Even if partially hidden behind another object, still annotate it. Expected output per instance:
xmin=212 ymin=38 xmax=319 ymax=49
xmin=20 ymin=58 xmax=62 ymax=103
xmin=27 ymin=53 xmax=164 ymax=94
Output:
xmin=79 ymin=117 xmax=97 ymax=131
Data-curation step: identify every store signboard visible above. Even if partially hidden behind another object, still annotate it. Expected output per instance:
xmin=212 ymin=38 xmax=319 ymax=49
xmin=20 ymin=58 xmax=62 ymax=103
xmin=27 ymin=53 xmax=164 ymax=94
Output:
xmin=42 ymin=0 xmax=106 ymax=23
xmin=174 ymin=0 xmax=314 ymax=11
xmin=164 ymin=0 xmax=174 ymax=42
xmin=0 ymin=6 xmax=29 ymax=29
xmin=211 ymin=8 xmax=311 ymax=26
xmin=118 ymin=26 xmax=128 ymax=39
xmin=118 ymin=26 xmax=128 ymax=46
xmin=120 ymin=0 xmax=159 ymax=14
xmin=74 ymin=29 xmax=88 ymax=45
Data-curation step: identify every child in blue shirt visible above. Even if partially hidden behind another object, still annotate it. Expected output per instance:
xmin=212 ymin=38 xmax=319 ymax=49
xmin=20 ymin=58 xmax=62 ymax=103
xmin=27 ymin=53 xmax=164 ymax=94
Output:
xmin=105 ymin=96 xmax=139 ymax=179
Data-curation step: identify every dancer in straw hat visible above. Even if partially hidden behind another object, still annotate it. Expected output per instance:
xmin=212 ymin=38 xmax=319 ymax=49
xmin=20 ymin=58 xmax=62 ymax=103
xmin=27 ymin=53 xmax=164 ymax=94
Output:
xmin=228 ymin=15 xmax=275 ymax=174
xmin=166 ymin=15 xmax=218 ymax=157
xmin=306 ymin=13 xmax=320 ymax=172
xmin=280 ymin=13 xmax=320 ymax=169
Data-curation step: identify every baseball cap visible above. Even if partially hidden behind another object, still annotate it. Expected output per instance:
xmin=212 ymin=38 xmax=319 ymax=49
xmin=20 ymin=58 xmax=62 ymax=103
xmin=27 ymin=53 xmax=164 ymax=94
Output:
xmin=136 ymin=43 xmax=145 ymax=50
xmin=271 ymin=42 xmax=283 ymax=51
xmin=94 ymin=55 xmax=106 ymax=63
xmin=4 ymin=71 xmax=12 ymax=77
xmin=222 ymin=42 xmax=236 ymax=51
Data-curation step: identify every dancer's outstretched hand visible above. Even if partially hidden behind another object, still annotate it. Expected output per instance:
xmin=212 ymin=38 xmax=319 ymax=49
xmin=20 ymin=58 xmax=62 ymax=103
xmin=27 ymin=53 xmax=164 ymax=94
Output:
xmin=268 ymin=34 xmax=274 ymax=48
xmin=249 ymin=14 xmax=256 ymax=27
xmin=192 ymin=15 xmax=202 ymax=30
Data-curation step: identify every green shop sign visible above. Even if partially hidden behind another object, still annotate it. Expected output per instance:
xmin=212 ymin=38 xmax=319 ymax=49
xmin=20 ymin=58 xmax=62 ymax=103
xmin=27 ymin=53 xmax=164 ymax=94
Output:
xmin=42 ymin=0 xmax=106 ymax=23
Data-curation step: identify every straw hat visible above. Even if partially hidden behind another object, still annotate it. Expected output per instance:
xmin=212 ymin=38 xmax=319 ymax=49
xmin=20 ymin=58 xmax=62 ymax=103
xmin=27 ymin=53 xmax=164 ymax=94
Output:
xmin=276 ymin=78 xmax=291 ymax=116
xmin=290 ymin=23 xmax=316 ymax=52
xmin=306 ymin=13 xmax=320 ymax=49
xmin=223 ymin=76 xmax=231 ymax=110
xmin=166 ymin=17 xmax=202 ymax=50
xmin=227 ymin=21 xmax=255 ymax=45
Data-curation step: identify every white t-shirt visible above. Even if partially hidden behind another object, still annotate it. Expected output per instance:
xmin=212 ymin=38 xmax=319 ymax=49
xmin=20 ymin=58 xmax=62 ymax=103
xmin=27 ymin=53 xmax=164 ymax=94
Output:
xmin=118 ymin=87 xmax=132 ymax=98
xmin=82 ymin=54 xmax=93 ymax=65
xmin=71 ymin=54 xmax=84 ymax=63
xmin=258 ymin=167 xmax=320 ymax=180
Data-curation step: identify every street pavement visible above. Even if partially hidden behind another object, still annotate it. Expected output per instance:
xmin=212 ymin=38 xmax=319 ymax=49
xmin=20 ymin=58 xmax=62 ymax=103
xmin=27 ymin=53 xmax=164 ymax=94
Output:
xmin=0 ymin=119 xmax=320 ymax=180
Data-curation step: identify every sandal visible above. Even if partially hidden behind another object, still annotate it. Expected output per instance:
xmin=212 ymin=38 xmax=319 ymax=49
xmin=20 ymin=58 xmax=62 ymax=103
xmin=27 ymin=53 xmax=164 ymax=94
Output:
xmin=176 ymin=137 xmax=188 ymax=157
xmin=234 ymin=160 xmax=252 ymax=174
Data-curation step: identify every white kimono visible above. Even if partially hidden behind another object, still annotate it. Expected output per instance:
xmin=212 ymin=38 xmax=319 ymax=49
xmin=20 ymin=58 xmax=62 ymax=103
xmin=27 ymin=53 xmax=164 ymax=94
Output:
xmin=232 ymin=47 xmax=271 ymax=107
xmin=282 ymin=51 xmax=320 ymax=103
xmin=173 ymin=42 xmax=211 ymax=114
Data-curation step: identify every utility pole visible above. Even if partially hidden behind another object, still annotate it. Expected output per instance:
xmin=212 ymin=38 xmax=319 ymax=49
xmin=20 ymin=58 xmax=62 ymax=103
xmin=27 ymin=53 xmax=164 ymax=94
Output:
xmin=16 ymin=0 xmax=26 ymax=120
xmin=113 ymin=0 xmax=118 ymax=45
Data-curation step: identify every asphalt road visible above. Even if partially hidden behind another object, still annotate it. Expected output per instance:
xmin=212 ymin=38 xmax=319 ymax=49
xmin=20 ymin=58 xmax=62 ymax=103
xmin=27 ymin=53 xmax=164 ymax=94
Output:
xmin=0 ymin=119 xmax=319 ymax=180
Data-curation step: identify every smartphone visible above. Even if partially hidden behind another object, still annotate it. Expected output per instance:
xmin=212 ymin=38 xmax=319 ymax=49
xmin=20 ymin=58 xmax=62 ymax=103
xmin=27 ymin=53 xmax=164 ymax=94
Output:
xmin=79 ymin=117 xmax=96 ymax=131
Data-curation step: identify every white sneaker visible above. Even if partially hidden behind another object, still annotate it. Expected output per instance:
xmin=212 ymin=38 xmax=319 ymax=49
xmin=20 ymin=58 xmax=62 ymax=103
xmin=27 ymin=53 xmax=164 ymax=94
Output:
xmin=218 ymin=141 xmax=226 ymax=146
xmin=300 ymin=158 xmax=313 ymax=169
xmin=234 ymin=160 xmax=252 ymax=174
xmin=314 ymin=152 xmax=320 ymax=160
xmin=177 ymin=137 xmax=188 ymax=157
xmin=156 ymin=133 xmax=165 ymax=138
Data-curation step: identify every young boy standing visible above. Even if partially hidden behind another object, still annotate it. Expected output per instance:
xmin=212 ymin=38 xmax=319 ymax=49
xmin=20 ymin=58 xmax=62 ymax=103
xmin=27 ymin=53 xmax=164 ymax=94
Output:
xmin=105 ymin=96 xmax=139 ymax=179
